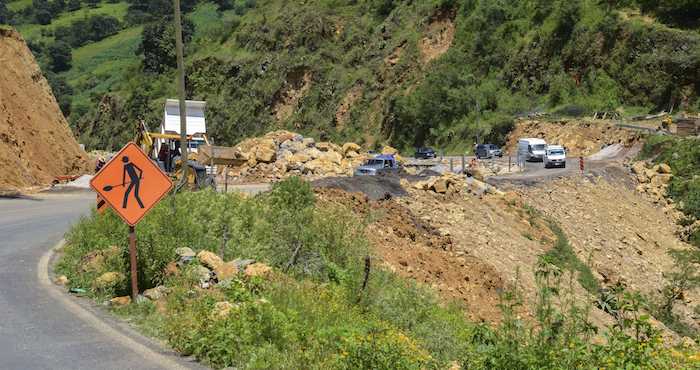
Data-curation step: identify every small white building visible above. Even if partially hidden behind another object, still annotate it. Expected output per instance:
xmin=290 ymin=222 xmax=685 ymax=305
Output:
xmin=158 ymin=99 xmax=207 ymax=154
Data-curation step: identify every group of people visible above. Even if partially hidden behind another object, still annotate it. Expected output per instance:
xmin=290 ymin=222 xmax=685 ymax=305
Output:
xmin=157 ymin=141 xmax=181 ymax=172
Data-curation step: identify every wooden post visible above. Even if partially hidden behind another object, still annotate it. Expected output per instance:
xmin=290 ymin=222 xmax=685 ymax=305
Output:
xmin=224 ymin=166 xmax=228 ymax=193
xmin=174 ymin=0 xmax=188 ymax=188
xmin=509 ymin=156 xmax=512 ymax=172
xmin=128 ymin=226 xmax=138 ymax=301
xmin=461 ymin=154 xmax=465 ymax=174
xmin=450 ymin=158 xmax=454 ymax=173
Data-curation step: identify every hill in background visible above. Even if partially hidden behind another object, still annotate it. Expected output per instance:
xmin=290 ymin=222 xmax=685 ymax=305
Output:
xmin=1 ymin=0 xmax=699 ymax=152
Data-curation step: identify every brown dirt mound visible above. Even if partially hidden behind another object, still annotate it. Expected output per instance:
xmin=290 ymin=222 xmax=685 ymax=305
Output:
xmin=505 ymin=119 xmax=641 ymax=157
xmin=0 ymin=28 xmax=89 ymax=191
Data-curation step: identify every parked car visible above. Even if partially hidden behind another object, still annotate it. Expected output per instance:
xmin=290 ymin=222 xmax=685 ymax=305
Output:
xmin=544 ymin=145 xmax=566 ymax=168
xmin=475 ymin=144 xmax=503 ymax=159
xmin=354 ymin=155 xmax=401 ymax=176
xmin=415 ymin=147 xmax=436 ymax=159
xmin=517 ymin=138 xmax=547 ymax=162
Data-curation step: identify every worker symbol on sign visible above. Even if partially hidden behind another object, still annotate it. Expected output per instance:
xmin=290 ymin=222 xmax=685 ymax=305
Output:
xmin=121 ymin=156 xmax=145 ymax=209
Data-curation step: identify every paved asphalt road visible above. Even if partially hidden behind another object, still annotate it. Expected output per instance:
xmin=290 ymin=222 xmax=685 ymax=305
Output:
xmin=0 ymin=191 xmax=187 ymax=370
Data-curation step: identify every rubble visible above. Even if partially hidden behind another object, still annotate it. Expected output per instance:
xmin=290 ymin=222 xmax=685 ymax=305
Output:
xmin=213 ymin=261 xmax=239 ymax=281
xmin=505 ymin=119 xmax=641 ymax=156
xmin=631 ymin=161 xmax=674 ymax=204
xmin=226 ymin=130 xmax=371 ymax=182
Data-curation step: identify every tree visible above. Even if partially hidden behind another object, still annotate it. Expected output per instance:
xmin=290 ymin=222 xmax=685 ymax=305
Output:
xmin=47 ymin=41 xmax=72 ymax=72
xmin=138 ymin=17 xmax=194 ymax=73
xmin=67 ymin=0 xmax=82 ymax=11
xmin=85 ymin=0 xmax=100 ymax=8
xmin=0 ymin=2 xmax=12 ymax=24
xmin=45 ymin=71 xmax=74 ymax=115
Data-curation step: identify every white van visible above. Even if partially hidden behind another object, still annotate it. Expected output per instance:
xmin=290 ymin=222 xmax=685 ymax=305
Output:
xmin=517 ymin=138 xmax=547 ymax=162
xmin=544 ymin=145 xmax=566 ymax=168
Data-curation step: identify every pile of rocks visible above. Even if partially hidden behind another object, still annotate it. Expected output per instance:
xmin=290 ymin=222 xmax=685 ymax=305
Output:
xmin=227 ymin=130 xmax=372 ymax=181
xmin=168 ymin=247 xmax=272 ymax=288
xmin=631 ymin=161 xmax=673 ymax=202
xmin=105 ymin=247 xmax=272 ymax=307
xmin=411 ymin=173 xmax=501 ymax=197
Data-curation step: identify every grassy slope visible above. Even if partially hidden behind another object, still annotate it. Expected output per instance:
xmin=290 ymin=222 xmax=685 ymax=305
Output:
xmin=9 ymin=0 xmax=700 ymax=152
xmin=7 ymin=0 xmax=31 ymax=12
xmin=16 ymin=2 xmax=129 ymax=42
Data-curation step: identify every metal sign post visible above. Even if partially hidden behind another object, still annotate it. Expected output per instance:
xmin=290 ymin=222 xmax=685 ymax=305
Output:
xmin=91 ymin=143 xmax=173 ymax=301
xmin=128 ymin=226 xmax=138 ymax=300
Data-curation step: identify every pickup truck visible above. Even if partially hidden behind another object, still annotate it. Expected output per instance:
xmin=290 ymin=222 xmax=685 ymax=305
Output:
xmin=353 ymin=155 xmax=401 ymax=176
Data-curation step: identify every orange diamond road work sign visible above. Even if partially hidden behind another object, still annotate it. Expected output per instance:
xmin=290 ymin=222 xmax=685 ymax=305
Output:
xmin=90 ymin=142 xmax=173 ymax=226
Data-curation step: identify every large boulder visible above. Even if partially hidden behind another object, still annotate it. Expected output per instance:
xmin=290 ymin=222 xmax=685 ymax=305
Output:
xmin=320 ymin=151 xmax=342 ymax=165
xmin=302 ymin=147 xmax=323 ymax=160
xmin=657 ymin=163 xmax=672 ymax=174
xmin=433 ymin=178 xmax=449 ymax=194
xmin=342 ymin=142 xmax=361 ymax=155
xmin=381 ymin=145 xmax=399 ymax=155
xmin=244 ymin=262 xmax=272 ymax=278
xmin=143 ymin=285 xmax=168 ymax=301
xmin=290 ymin=152 xmax=311 ymax=164
xmin=651 ymin=174 xmax=672 ymax=187
xmin=197 ymin=250 xmax=223 ymax=270
xmin=109 ymin=296 xmax=131 ymax=306
xmin=631 ymin=161 xmax=647 ymax=175
xmin=255 ymin=139 xmax=277 ymax=163
xmin=280 ymin=140 xmax=305 ymax=154
xmin=214 ymin=261 xmax=239 ymax=281
xmin=94 ymin=272 xmax=125 ymax=290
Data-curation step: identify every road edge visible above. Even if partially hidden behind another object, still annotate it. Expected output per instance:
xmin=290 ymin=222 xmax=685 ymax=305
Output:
xmin=37 ymin=240 xmax=195 ymax=370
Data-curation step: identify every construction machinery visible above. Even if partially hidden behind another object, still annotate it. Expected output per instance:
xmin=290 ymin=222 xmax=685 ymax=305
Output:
xmin=134 ymin=120 xmax=216 ymax=190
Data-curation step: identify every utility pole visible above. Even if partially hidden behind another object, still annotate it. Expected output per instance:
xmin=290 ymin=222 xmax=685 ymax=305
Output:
xmin=174 ymin=0 xmax=188 ymax=187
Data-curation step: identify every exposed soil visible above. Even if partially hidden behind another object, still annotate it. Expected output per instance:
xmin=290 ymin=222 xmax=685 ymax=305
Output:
xmin=315 ymin=187 xmax=506 ymax=323
xmin=272 ymin=67 xmax=312 ymax=122
xmin=0 ymin=28 xmax=89 ymax=192
xmin=335 ymin=84 xmax=363 ymax=131
xmin=419 ymin=9 xmax=456 ymax=64
xmin=505 ymin=119 xmax=642 ymax=157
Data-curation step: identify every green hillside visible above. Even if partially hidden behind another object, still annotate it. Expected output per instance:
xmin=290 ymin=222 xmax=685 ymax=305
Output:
xmin=2 ymin=0 xmax=699 ymax=151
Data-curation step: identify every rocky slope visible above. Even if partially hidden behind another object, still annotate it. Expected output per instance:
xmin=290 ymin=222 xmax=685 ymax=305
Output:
xmin=0 ymin=28 xmax=88 ymax=191
xmin=505 ymin=119 xmax=641 ymax=157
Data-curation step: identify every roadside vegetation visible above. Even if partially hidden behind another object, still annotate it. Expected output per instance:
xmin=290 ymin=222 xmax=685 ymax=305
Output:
xmin=2 ymin=0 xmax=699 ymax=152
xmin=640 ymin=135 xmax=700 ymax=339
xmin=56 ymin=178 xmax=697 ymax=369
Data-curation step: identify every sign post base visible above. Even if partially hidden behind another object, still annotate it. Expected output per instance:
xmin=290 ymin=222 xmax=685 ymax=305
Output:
xmin=129 ymin=226 xmax=138 ymax=301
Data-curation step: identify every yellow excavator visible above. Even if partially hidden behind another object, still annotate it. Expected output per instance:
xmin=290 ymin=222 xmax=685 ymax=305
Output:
xmin=134 ymin=120 xmax=215 ymax=189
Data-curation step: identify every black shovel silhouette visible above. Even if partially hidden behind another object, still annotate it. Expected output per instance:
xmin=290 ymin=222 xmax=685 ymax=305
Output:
xmin=103 ymin=181 xmax=131 ymax=192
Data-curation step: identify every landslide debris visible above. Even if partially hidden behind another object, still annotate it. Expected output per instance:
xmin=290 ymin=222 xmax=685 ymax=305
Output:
xmin=505 ymin=119 xmax=641 ymax=157
xmin=513 ymin=174 xmax=698 ymax=332
xmin=226 ymin=130 xmax=370 ymax=183
xmin=0 ymin=28 xmax=89 ymax=191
